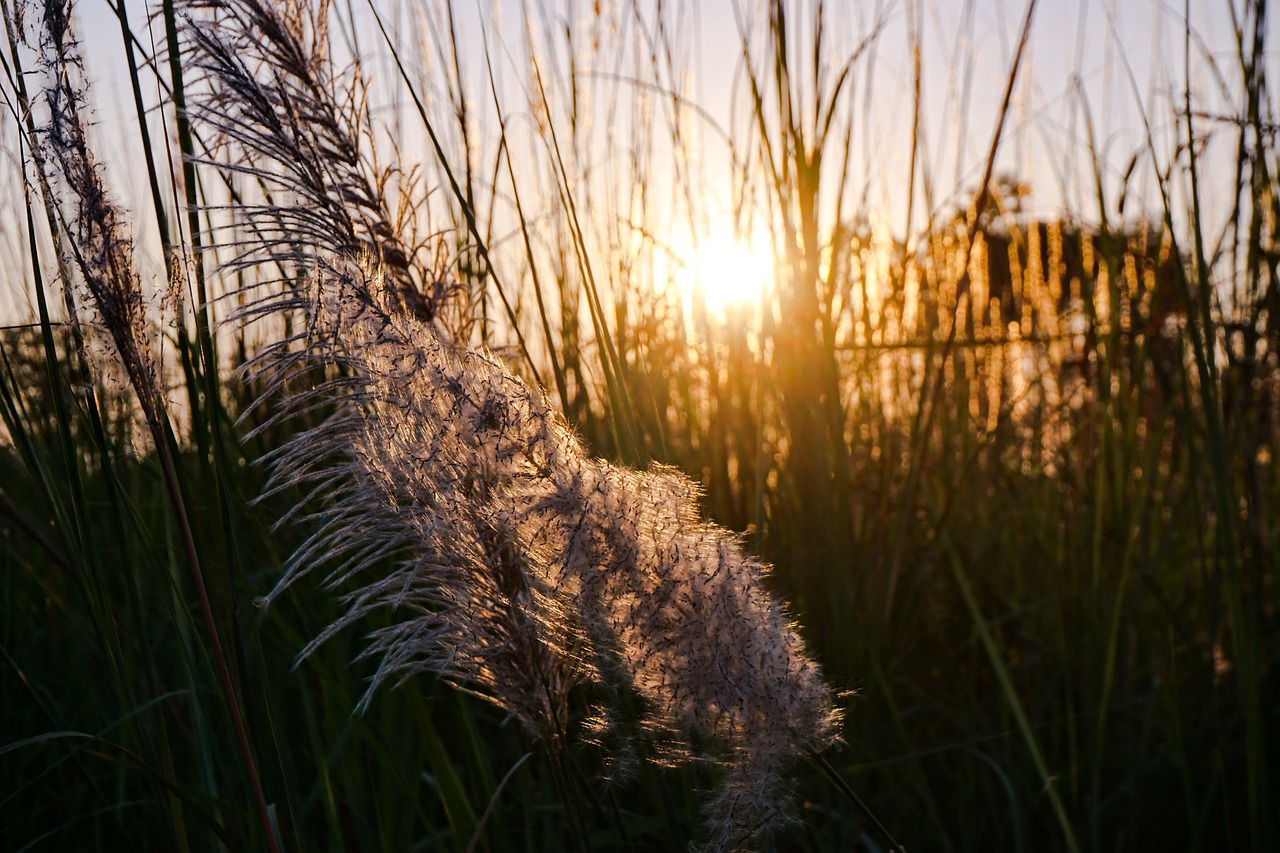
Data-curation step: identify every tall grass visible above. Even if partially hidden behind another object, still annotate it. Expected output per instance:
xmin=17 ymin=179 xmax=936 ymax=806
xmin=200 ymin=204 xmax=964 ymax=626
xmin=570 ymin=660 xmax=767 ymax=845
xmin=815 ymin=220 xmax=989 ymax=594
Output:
xmin=2 ymin=0 xmax=1277 ymax=850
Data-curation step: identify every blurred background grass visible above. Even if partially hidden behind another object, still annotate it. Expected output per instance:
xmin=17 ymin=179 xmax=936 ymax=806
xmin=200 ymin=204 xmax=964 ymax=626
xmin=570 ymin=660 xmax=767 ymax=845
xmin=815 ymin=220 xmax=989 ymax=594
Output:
xmin=1 ymin=0 xmax=1277 ymax=849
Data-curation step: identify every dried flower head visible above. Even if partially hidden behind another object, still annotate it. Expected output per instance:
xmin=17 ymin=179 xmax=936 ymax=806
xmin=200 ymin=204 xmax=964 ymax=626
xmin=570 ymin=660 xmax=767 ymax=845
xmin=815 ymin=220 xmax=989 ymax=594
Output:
xmin=181 ymin=1 xmax=841 ymax=848
xmin=259 ymin=256 xmax=840 ymax=848
xmin=12 ymin=0 xmax=162 ymax=431
xmin=181 ymin=0 xmax=438 ymax=323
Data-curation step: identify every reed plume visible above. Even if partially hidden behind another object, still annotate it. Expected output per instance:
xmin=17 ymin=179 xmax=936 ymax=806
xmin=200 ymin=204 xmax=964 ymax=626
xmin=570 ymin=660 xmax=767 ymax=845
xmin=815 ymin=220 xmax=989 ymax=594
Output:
xmin=17 ymin=0 xmax=160 ymax=418
xmin=8 ymin=2 xmax=279 ymax=846
xmin=181 ymin=0 xmax=839 ymax=846
xmin=181 ymin=0 xmax=438 ymax=323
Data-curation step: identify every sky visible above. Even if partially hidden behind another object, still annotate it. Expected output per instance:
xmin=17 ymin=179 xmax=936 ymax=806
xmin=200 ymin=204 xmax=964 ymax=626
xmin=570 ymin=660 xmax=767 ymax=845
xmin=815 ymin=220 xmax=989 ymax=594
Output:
xmin=3 ymin=0 xmax=1273 ymax=323
xmin=86 ymin=1 xmax=1269 ymax=213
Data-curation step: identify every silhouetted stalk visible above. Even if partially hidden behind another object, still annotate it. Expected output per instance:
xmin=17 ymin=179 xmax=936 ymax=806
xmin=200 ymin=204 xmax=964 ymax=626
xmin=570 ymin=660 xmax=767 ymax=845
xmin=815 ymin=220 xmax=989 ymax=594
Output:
xmin=111 ymin=0 xmax=207 ymax=461
xmin=525 ymin=50 xmax=643 ymax=463
xmin=929 ymin=494 xmax=1081 ymax=853
xmin=363 ymin=0 xmax=542 ymax=384
xmin=884 ymin=0 xmax=1040 ymax=619
xmin=1105 ymin=5 xmax=1265 ymax=843
xmin=1180 ymin=5 xmax=1264 ymax=841
xmin=7 ymin=3 xmax=278 ymax=848
xmin=805 ymin=750 xmax=903 ymax=852
xmin=480 ymin=32 xmax=570 ymax=415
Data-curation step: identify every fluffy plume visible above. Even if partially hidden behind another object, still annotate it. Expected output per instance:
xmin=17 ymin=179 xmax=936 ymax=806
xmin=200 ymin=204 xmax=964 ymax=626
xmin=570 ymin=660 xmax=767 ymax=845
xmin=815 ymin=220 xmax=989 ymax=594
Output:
xmin=181 ymin=0 xmax=439 ymax=323
xmin=181 ymin=0 xmax=839 ymax=847
xmin=264 ymin=258 xmax=838 ymax=847
xmin=16 ymin=0 xmax=161 ymax=421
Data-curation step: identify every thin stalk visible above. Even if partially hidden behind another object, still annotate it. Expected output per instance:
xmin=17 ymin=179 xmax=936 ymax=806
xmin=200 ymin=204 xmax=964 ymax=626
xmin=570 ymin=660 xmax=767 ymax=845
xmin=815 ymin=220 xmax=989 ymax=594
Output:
xmin=884 ymin=0 xmax=1039 ymax=620
xmin=479 ymin=30 xmax=570 ymax=415
xmin=525 ymin=50 xmax=644 ymax=463
xmin=364 ymin=0 xmax=542 ymax=387
xmin=806 ymin=750 xmax=904 ymax=853
xmin=929 ymin=497 xmax=1081 ymax=853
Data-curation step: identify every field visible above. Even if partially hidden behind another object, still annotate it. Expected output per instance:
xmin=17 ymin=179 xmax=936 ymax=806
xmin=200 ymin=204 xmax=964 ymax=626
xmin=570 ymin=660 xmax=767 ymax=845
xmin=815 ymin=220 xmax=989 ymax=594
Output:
xmin=1 ymin=0 xmax=1277 ymax=850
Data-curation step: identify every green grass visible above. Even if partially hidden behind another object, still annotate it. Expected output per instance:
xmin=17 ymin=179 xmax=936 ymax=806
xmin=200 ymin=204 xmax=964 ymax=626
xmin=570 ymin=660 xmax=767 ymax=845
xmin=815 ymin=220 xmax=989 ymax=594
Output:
xmin=2 ymin=0 xmax=1278 ymax=850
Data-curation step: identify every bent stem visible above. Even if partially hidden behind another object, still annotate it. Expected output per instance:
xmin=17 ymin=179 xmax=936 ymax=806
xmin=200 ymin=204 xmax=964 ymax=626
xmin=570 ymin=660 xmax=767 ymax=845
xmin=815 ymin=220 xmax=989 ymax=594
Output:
xmin=806 ymin=750 xmax=905 ymax=853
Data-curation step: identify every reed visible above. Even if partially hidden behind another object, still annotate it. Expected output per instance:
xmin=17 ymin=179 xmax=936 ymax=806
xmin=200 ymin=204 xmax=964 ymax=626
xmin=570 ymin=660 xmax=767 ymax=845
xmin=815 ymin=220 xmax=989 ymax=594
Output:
xmin=179 ymin=3 xmax=839 ymax=846
xmin=1 ymin=0 xmax=1276 ymax=850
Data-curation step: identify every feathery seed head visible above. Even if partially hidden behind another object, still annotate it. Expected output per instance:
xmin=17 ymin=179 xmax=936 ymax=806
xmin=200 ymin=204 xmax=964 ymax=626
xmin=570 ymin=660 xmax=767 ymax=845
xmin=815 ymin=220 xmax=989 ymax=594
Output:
xmin=16 ymin=0 xmax=163 ymax=430
xmin=181 ymin=2 xmax=841 ymax=847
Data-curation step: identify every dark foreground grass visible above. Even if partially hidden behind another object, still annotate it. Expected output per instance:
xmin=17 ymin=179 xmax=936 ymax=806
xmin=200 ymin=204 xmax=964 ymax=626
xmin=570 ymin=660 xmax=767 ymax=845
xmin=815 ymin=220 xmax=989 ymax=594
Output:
xmin=2 ymin=0 xmax=1278 ymax=850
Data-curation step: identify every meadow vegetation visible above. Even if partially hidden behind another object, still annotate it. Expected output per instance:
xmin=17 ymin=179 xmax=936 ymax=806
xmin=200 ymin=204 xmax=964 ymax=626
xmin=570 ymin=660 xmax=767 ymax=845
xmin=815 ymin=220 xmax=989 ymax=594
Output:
xmin=1 ymin=0 xmax=1276 ymax=850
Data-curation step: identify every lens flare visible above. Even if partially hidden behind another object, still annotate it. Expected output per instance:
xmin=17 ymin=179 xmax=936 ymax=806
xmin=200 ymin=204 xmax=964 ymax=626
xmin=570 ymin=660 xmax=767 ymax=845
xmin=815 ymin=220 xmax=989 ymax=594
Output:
xmin=677 ymin=224 xmax=774 ymax=318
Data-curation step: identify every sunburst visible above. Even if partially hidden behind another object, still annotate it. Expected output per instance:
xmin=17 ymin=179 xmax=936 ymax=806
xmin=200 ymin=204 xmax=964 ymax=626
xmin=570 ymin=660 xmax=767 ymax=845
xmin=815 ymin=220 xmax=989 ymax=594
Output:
xmin=677 ymin=223 xmax=774 ymax=318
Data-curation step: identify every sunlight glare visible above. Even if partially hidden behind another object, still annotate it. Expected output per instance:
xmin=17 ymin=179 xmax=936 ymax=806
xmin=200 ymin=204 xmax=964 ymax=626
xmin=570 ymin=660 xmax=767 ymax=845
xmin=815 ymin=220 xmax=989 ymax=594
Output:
xmin=677 ymin=225 xmax=774 ymax=318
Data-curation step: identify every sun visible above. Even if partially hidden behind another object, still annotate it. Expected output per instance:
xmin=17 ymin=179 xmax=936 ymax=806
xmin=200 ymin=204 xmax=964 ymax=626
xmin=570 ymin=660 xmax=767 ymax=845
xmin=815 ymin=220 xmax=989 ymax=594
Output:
xmin=675 ymin=224 xmax=775 ymax=318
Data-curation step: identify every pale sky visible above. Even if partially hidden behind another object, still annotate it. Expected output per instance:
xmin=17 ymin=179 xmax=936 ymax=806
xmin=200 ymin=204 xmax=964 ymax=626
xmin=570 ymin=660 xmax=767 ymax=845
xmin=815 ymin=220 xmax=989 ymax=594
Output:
xmin=3 ymin=0 xmax=1272 ymax=323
